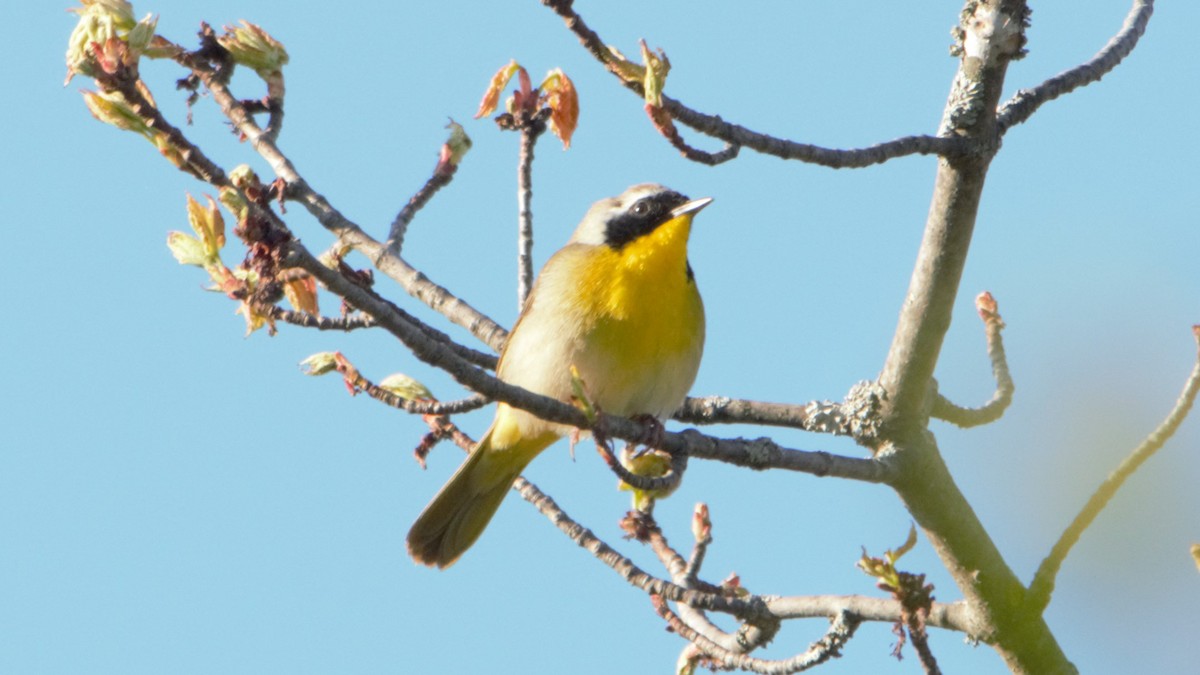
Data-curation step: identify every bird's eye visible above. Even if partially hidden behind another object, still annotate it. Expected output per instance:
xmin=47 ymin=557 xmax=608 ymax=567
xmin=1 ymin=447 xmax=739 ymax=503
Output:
xmin=630 ymin=201 xmax=650 ymax=216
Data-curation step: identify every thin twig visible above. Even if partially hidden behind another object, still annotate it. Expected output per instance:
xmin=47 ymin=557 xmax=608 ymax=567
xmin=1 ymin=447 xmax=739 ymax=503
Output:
xmin=175 ymin=36 xmax=508 ymax=353
xmin=267 ymin=305 xmax=377 ymax=331
xmin=515 ymin=477 xmax=772 ymax=620
xmin=516 ymin=121 xmax=543 ymax=309
xmin=996 ymin=0 xmax=1154 ymax=134
xmin=653 ymin=597 xmax=860 ymax=675
xmin=385 ymin=160 xmax=457 ymax=257
xmin=1027 ymin=326 xmax=1200 ymax=614
xmin=931 ymin=291 xmax=1014 ymax=427
xmin=540 ymin=0 xmax=968 ymax=168
xmin=644 ymin=511 xmax=777 ymax=658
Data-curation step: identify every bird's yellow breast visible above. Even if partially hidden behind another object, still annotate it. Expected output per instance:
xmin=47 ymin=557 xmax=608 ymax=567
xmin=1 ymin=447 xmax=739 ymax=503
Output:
xmin=567 ymin=213 xmax=705 ymax=417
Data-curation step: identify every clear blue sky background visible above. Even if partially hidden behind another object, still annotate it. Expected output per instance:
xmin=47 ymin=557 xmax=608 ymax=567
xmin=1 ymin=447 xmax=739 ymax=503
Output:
xmin=4 ymin=2 xmax=1197 ymax=673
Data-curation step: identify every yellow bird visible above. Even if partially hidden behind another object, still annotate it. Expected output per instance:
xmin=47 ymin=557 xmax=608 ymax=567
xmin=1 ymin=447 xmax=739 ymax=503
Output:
xmin=407 ymin=184 xmax=711 ymax=568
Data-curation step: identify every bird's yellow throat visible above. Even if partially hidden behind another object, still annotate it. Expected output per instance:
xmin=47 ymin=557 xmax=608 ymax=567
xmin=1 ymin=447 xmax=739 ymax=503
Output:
xmin=577 ymin=211 xmax=701 ymax=360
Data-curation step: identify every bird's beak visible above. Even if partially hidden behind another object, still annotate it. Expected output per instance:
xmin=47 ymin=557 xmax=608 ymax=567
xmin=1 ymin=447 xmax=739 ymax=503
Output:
xmin=670 ymin=197 xmax=713 ymax=219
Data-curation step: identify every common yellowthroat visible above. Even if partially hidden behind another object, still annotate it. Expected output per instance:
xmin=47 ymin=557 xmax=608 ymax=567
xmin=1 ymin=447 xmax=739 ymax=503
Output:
xmin=407 ymin=184 xmax=711 ymax=568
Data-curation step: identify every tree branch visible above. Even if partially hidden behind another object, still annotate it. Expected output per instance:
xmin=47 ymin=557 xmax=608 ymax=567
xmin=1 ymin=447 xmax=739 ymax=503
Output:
xmin=266 ymin=305 xmax=378 ymax=331
xmin=876 ymin=3 xmax=1078 ymax=671
xmin=516 ymin=119 xmax=542 ymax=309
xmin=996 ymin=0 xmax=1154 ymax=134
xmin=176 ymin=33 xmax=509 ymax=352
xmin=678 ymin=381 xmax=888 ymax=444
xmin=384 ymin=151 xmax=458 ymax=257
xmin=540 ymin=0 xmax=969 ymax=167
xmin=1026 ymin=326 xmax=1200 ymax=614
xmin=515 ymin=477 xmax=772 ymax=620
xmin=653 ymin=597 xmax=861 ymax=675
xmin=289 ymin=242 xmax=888 ymax=484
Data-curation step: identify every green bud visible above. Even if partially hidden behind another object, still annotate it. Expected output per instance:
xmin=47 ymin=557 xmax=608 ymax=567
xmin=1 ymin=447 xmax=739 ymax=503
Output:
xmin=378 ymin=373 xmax=435 ymax=401
xmin=228 ymin=164 xmax=261 ymax=191
xmin=299 ymin=352 xmax=341 ymax=376
xmin=218 ymin=186 xmax=249 ymax=221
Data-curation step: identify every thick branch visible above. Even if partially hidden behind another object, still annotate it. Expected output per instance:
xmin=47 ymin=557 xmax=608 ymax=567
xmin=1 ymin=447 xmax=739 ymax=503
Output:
xmin=766 ymin=596 xmax=973 ymax=634
xmin=1027 ymin=327 xmax=1200 ymax=614
xmin=288 ymin=244 xmax=888 ymax=483
xmin=677 ymin=381 xmax=887 ymax=444
xmin=877 ymin=3 xmax=1077 ymax=672
xmin=996 ymin=0 xmax=1154 ymax=133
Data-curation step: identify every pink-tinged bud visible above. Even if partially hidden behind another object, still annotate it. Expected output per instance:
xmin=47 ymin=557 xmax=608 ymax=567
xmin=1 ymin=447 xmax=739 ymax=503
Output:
xmin=691 ymin=502 xmax=711 ymax=542
xmin=435 ymin=120 xmax=472 ymax=175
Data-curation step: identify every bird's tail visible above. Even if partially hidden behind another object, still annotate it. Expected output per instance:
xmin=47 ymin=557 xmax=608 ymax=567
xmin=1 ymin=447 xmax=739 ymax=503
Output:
xmin=406 ymin=415 xmax=557 ymax=568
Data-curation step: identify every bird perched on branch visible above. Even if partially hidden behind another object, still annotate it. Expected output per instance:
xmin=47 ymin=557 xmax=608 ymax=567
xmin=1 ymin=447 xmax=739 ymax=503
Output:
xmin=407 ymin=183 xmax=711 ymax=568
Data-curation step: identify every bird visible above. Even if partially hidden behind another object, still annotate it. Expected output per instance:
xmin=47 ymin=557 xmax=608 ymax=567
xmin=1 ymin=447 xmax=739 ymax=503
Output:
xmin=406 ymin=183 xmax=711 ymax=568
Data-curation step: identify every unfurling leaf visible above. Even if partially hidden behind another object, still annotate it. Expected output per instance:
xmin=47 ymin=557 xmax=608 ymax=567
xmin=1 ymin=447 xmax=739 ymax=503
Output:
xmin=299 ymin=352 xmax=341 ymax=376
xmin=378 ymin=373 xmax=435 ymax=401
xmin=65 ymin=0 xmax=137 ymax=83
xmin=539 ymin=68 xmax=579 ymax=149
xmin=185 ymin=194 xmax=226 ymax=258
xmin=236 ymin=300 xmax=274 ymax=336
xmin=166 ymin=232 xmax=206 ymax=267
xmin=218 ymin=20 xmax=289 ymax=76
xmin=81 ymin=89 xmax=151 ymax=136
xmin=475 ymin=59 xmax=522 ymax=119
xmin=639 ymin=39 xmax=670 ymax=107
xmin=435 ymin=120 xmax=472 ymax=174
xmin=281 ymin=274 xmax=319 ymax=314
xmin=858 ymin=524 xmax=921 ymax=588
xmin=300 ymin=352 xmax=360 ymax=394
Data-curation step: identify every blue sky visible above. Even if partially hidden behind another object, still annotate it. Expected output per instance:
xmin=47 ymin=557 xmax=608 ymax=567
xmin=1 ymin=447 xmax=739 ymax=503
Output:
xmin=4 ymin=1 xmax=1198 ymax=673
